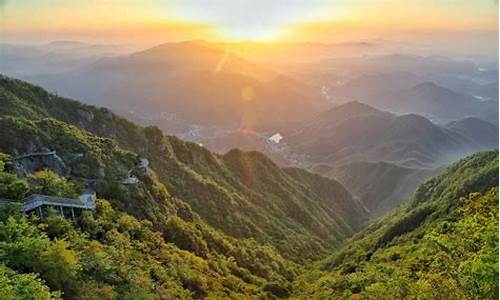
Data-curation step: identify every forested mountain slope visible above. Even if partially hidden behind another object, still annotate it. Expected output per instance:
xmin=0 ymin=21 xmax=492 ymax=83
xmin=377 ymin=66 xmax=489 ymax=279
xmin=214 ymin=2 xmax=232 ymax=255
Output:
xmin=0 ymin=74 xmax=368 ymax=261
xmin=293 ymin=151 xmax=499 ymax=299
xmin=0 ymin=120 xmax=298 ymax=298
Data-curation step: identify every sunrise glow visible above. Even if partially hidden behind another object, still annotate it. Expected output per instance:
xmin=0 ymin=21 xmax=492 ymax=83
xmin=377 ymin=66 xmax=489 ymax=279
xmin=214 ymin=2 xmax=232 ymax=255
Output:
xmin=1 ymin=0 xmax=497 ymax=44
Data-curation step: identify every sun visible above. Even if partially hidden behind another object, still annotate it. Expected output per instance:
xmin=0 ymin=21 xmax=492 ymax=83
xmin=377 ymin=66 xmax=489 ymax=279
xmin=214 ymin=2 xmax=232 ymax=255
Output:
xmin=213 ymin=26 xmax=286 ymax=42
xmin=162 ymin=0 xmax=336 ymax=42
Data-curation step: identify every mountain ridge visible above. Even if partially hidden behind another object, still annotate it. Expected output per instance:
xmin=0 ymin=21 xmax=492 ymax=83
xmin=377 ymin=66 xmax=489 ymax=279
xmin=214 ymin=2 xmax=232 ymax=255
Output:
xmin=0 ymin=74 xmax=368 ymax=261
xmin=294 ymin=150 xmax=499 ymax=299
xmin=333 ymin=75 xmax=498 ymax=124
xmin=285 ymin=101 xmax=498 ymax=168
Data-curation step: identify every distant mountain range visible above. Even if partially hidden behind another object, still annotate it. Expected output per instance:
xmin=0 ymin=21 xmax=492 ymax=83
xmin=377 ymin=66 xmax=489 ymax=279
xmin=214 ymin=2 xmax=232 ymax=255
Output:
xmin=285 ymin=101 xmax=497 ymax=168
xmin=0 ymin=41 xmax=138 ymax=78
xmin=280 ymin=101 xmax=497 ymax=213
xmin=333 ymin=76 xmax=498 ymax=124
xmin=201 ymin=100 xmax=498 ymax=215
xmin=26 ymin=41 xmax=328 ymax=132
xmin=5 ymin=40 xmax=497 ymax=135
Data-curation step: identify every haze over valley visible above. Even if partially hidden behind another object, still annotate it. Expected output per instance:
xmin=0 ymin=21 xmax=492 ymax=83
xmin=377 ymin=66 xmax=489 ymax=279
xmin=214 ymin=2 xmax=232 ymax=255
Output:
xmin=3 ymin=37 xmax=497 ymax=217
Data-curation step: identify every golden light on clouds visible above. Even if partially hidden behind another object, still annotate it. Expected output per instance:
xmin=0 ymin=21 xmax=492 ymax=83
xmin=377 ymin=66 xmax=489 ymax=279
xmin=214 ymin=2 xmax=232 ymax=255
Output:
xmin=1 ymin=0 xmax=497 ymax=43
xmin=160 ymin=0 xmax=341 ymax=41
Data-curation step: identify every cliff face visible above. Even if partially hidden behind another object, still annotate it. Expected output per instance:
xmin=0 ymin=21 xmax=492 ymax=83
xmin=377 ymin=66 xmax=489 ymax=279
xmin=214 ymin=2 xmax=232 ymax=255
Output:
xmin=11 ymin=150 xmax=69 ymax=178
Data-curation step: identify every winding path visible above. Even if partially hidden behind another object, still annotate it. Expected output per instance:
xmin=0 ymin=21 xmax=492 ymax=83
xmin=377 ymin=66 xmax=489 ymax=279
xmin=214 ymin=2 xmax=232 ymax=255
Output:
xmin=13 ymin=151 xmax=57 ymax=160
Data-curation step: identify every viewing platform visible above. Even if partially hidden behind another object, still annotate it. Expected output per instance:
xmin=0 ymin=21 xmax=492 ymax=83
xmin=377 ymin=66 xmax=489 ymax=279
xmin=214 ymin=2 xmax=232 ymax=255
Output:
xmin=0 ymin=190 xmax=96 ymax=220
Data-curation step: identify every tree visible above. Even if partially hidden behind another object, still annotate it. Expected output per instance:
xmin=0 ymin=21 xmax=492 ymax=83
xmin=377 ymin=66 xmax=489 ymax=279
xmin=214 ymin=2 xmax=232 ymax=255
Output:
xmin=0 ymin=264 xmax=61 ymax=300
xmin=0 ymin=172 xmax=29 ymax=200
xmin=29 ymin=170 xmax=82 ymax=198
xmin=36 ymin=239 xmax=80 ymax=294
xmin=0 ymin=217 xmax=49 ymax=272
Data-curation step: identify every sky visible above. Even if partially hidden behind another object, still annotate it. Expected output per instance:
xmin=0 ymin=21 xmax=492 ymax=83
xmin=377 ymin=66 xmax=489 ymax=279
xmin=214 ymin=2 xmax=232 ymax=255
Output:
xmin=1 ymin=0 xmax=498 ymax=47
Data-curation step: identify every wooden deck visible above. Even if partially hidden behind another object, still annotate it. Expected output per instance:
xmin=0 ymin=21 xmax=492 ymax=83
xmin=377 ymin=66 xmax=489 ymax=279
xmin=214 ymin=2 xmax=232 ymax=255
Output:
xmin=0 ymin=190 xmax=96 ymax=220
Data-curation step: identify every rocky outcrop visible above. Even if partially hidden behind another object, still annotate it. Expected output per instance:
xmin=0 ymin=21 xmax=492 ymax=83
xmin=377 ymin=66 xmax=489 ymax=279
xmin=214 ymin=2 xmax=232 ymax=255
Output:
xmin=11 ymin=148 xmax=69 ymax=178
